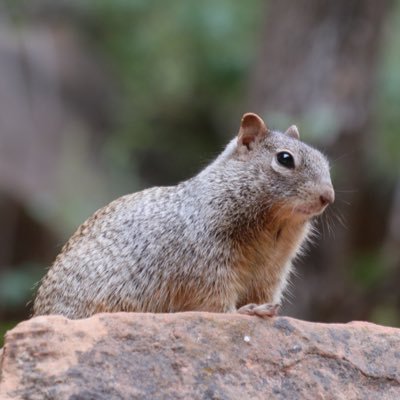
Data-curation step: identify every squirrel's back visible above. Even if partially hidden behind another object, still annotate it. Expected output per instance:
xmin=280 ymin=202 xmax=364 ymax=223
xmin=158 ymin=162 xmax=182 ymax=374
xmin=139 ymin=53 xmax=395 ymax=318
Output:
xmin=33 ymin=113 xmax=334 ymax=319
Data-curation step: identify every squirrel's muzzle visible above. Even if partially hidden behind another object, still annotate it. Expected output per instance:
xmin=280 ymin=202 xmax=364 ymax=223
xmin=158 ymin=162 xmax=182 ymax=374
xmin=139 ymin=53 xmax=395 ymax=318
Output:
xmin=319 ymin=186 xmax=335 ymax=207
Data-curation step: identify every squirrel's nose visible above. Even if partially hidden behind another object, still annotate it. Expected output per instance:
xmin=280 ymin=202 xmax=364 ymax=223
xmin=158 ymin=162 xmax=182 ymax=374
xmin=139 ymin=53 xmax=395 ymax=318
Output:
xmin=319 ymin=186 xmax=335 ymax=207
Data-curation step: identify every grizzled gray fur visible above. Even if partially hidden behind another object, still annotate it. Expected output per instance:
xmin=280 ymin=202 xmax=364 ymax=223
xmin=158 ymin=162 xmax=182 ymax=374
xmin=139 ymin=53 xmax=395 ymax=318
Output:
xmin=33 ymin=113 xmax=334 ymax=319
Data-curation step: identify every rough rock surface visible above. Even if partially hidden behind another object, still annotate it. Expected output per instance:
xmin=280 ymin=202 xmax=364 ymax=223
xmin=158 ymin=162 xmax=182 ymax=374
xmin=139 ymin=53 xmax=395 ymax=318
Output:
xmin=0 ymin=313 xmax=399 ymax=400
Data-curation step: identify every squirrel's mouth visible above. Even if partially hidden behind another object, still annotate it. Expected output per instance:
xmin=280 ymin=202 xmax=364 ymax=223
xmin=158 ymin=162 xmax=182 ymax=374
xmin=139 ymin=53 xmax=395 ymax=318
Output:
xmin=293 ymin=203 xmax=328 ymax=217
xmin=291 ymin=185 xmax=334 ymax=218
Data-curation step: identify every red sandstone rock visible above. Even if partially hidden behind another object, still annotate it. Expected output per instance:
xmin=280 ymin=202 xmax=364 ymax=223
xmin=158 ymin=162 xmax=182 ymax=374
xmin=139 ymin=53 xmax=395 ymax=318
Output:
xmin=0 ymin=313 xmax=400 ymax=399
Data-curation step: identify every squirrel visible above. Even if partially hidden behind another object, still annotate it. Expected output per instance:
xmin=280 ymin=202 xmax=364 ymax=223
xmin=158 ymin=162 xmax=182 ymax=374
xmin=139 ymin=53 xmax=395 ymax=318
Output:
xmin=33 ymin=113 xmax=334 ymax=319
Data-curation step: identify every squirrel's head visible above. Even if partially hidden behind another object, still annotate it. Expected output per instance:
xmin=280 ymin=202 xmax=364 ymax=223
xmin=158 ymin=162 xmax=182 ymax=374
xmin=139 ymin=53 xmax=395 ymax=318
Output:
xmin=232 ymin=112 xmax=334 ymax=220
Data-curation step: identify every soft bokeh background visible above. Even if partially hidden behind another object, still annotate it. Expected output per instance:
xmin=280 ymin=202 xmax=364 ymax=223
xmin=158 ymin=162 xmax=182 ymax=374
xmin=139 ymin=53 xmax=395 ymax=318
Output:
xmin=1 ymin=0 xmax=399 ymax=344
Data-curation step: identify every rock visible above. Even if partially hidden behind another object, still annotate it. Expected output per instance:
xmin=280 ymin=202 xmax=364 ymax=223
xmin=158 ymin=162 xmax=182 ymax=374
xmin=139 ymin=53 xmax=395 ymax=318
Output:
xmin=1 ymin=313 xmax=399 ymax=399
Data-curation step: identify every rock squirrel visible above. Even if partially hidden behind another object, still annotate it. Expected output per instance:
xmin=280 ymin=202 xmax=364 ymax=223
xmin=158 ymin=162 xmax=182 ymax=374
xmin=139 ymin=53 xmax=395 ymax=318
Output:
xmin=33 ymin=113 xmax=334 ymax=319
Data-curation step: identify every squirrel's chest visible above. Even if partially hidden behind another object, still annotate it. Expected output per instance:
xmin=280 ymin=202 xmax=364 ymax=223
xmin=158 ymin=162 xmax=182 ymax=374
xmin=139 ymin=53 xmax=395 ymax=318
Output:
xmin=232 ymin=222 xmax=310 ymax=287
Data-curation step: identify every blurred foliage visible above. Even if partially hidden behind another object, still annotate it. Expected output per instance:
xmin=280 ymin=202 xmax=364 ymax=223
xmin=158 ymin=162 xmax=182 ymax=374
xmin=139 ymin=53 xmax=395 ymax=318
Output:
xmin=351 ymin=251 xmax=387 ymax=289
xmin=0 ymin=265 xmax=43 ymax=309
xmin=371 ymin=304 xmax=400 ymax=327
xmin=48 ymin=0 xmax=264 ymax=186
xmin=376 ymin=0 xmax=400 ymax=175
xmin=0 ymin=265 xmax=44 ymax=339
xmin=0 ymin=321 xmax=18 ymax=348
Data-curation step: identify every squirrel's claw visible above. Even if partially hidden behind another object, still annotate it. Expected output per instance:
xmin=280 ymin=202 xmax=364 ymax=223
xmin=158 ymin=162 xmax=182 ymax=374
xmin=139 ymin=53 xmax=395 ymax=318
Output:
xmin=237 ymin=303 xmax=280 ymax=318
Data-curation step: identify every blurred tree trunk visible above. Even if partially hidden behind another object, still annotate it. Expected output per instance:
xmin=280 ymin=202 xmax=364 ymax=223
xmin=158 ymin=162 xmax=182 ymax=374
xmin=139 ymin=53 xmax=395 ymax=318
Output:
xmin=248 ymin=0 xmax=392 ymax=322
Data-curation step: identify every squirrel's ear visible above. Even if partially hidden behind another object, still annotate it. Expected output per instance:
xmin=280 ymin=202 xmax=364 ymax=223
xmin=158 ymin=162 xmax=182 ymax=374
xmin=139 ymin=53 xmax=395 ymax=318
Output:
xmin=284 ymin=125 xmax=300 ymax=140
xmin=237 ymin=113 xmax=268 ymax=149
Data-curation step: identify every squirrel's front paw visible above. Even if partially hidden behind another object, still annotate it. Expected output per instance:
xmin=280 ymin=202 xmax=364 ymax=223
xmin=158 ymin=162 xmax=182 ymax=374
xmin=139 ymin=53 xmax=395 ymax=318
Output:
xmin=237 ymin=303 xmax=280 ymax=318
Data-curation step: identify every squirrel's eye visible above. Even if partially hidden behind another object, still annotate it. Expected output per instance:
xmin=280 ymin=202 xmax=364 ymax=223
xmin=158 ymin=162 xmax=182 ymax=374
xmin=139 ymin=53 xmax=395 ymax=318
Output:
xmin=276 ymin=151 xmax=295 ymax=169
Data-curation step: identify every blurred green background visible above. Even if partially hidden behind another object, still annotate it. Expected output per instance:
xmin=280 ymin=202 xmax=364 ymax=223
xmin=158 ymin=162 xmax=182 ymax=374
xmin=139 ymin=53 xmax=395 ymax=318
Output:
xmin=1 ymin=0 xmax=400 ymax=344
